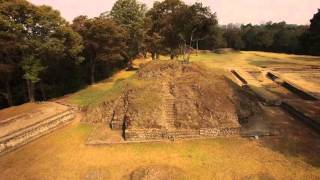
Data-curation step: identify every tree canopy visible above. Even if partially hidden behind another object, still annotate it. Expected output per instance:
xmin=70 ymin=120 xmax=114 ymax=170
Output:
xmin=0 ymin=0 xmax=83 ymax=104
xmin=72 ymin=16 xmax=127 ymax=84
xmin=300 ymin=9 xmax=320 ymax=55
xmin=110 ymin=0 xmax=147 ymax=68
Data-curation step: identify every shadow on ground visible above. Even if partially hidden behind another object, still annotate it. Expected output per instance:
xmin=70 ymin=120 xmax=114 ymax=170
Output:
xmin=259 ymin=106 xmax=320 ymax=167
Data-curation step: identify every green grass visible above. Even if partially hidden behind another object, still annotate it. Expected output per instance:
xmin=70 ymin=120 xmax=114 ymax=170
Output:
xmin=67 ymin=71 xmax=136 ymax=107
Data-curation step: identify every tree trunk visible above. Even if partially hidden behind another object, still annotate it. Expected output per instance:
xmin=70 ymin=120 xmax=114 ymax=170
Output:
xmin=90 ymin=58 xmax=96 ymax=85
xmin=27 ymin=80 xmax=35 ymax=102
xmin=196 ymin=40 xmax=199 ymax=56
xmin=143 ymin=50 xmax=147 ymax=59
xmin=179 ymin=45 xmax=183 ymax=60
xmin=5 ymin=80 xmax=13 ymax=106
xmin=151 ymin=52 xmax=156 ymax=60
xmin=183 ymin=43 xmax=188 ymax=62
xmin=170 ymin=48 xmax=174 ymax=60
xmin=40 ymin=81 xmax=46 ymax=101
xmin=127 ymin=58 xmax=133 ymax=70
xmin=187 ymin=47 xmax=191 ymax=62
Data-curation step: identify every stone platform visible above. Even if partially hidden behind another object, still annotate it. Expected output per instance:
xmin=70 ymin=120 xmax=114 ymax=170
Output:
xmin=0 ymin=102 xmax=75 ymax=155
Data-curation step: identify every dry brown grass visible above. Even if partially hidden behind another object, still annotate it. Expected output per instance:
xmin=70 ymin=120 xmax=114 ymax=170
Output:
xmin=0 ymin=103 xmax=43 ymax=120
xmin=0 ymin=112 xmax=319 ymax=179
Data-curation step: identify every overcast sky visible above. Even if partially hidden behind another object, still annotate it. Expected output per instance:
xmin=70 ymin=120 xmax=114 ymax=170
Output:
xmin=28 ymin=0 xmax=320 ymax=25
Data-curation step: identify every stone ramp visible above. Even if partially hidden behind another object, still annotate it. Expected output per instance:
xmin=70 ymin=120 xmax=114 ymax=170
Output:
xmin=230 ymin=68 xmax=280 ymax=105
xmin=270 ymin=66 xmax=320 ymax=99
xmin=229 ymin=67 xmax=320 ymax=134
xmin=0 ymin=102 xmax=75 ymax=155
xmin=267 ymin=71 xmax=318 ymax=101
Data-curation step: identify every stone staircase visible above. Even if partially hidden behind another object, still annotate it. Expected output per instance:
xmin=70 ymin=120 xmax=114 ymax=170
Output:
xmin=161 ymin=83 xmax=176 ymax=130
xmin=0 ymin=107 xmax=75 ymax=155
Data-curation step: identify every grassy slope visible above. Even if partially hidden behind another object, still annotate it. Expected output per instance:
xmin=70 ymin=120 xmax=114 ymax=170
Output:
xmin=67 ymin=70 xmax=135 ymax=107
xmin=66 ymin=58 xmax=148 ymax=108
xmin=1 ymin=52 xmax=319 ymax=179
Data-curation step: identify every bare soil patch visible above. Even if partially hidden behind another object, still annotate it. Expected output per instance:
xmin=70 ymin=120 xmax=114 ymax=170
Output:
xmin=126 ymin=165 xmax=186 ymax=180
xmin=0 ymin=103 xmax=44 ymax=121
xmin=80 ymin=167 xmax=110 ymax=180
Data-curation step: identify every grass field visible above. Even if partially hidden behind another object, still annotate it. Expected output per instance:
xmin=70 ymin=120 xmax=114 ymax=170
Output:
xmin=0 ymin=117 xmax=319 ymax=179
xmin=1 ymin=51 xmax=319 ymax=179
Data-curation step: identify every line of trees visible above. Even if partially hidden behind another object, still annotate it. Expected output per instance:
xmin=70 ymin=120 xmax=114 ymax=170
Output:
xmin=0 ymin=0 xmax=319 ymax=109
xmin=220 ymin=22 xmax=308 ymax=54
xmin=215 ymin=10 xmax=320 ymax=55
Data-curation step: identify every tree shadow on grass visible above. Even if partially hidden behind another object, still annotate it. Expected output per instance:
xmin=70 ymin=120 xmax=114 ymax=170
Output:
xmin=248 ymin=60 xmax=298 ymax=68
xmin=292 ymin=56 xmax=320 ymax=62
xmin=258 ymin=103 xmax=320 ymax=168
xmin=225 ymin=72 xmax=320 ymax=168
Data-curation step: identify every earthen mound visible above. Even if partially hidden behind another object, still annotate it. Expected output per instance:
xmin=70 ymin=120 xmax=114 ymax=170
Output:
xmin=86 ymin=61 xmax=261 ymax=141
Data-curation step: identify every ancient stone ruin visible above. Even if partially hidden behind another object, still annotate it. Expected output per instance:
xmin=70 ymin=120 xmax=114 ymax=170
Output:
xmin=86 ymin=61 xmax=261 ymax=142
xmin=0 ymin=102 xmax=75 ymax=154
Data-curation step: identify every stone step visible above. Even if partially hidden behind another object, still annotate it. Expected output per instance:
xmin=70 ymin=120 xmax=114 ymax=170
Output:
xmin=0 ymin=109 xmax=75 ymax=155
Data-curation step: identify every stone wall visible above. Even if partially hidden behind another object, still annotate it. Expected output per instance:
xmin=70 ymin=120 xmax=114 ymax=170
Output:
xmin=125 ymin=127 xmax=240 ymax=141
xmin=0 ymin=109 xmax=75 ymax=155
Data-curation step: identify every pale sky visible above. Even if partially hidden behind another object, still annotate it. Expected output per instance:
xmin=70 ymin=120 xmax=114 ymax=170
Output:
xmin=28 ymin=0 xmax=320 ymax=25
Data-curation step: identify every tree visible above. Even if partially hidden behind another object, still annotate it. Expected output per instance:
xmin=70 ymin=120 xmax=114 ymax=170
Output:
xmin=0 ymin=0 xmax=83 ymax=103
xmin=72 ymin=16 xmax=127 ymax=84
xmin=272 ymin=25 xmax=306 ymax=53
xmin=21 ymin=56 xmax=45 ymax=102
xmin=147 ymin=0 xmax=218 ymax=61
xmin=145 ymin=32 xmax=163 ymax=60
xmin=187 ymin=3 xmax=218 ymax=55
xmin=301 ymin=9 xmax=320 ymax=55
xmin=110 ymin=0 xmax=147 ymax=69
xmin=0 ymin=64 xmax=15 ymax=106
xmin=223 ymin=24 xmax=244 ymax=50
xmin=147 ymin=0 xmax=186 ymax=59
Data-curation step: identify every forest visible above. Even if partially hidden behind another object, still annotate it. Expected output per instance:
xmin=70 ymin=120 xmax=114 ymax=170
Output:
xmin=0 ymin=0 xmax=319 ymax=109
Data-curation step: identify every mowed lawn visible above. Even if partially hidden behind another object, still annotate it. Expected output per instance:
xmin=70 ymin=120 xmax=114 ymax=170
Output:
xmin=1 ymin=51 xmax=319 ymax=179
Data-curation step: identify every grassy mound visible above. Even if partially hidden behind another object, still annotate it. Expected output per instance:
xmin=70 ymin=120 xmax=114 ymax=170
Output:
xmin=85 ymin=61 xmax=261 ymax=132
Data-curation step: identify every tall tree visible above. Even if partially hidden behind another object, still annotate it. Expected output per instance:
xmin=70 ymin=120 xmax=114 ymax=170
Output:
xmin=72 ymin=16 xmax=127 ymax=84
xmin=187 ymin=3 xmax=218 ymax=55
xmin=0 ymin=0 xmax=83 ymax=103
xmin=110 ymin=0 xmax=147 ymax=69
xmin=147 ymin=0 xmax=186 ymax=59
xmin=148 ymin=0 xmax=218 ymax=61
xmin=223 ymin=24 xmax=244 ymax=50
xmin=21 ymin=56 xmax=45 ymax=102
xmin=301 ymin=9 xmax=320 ymax=55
